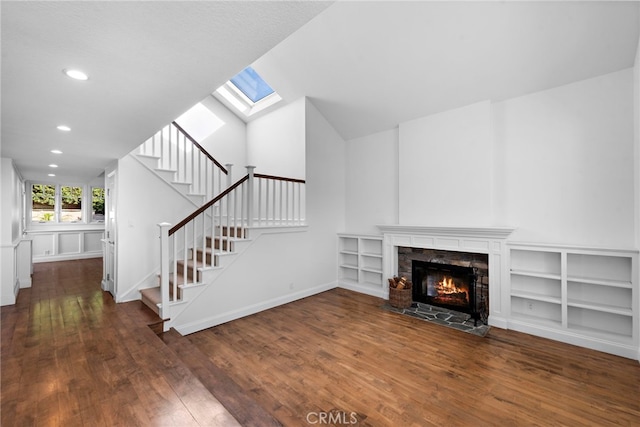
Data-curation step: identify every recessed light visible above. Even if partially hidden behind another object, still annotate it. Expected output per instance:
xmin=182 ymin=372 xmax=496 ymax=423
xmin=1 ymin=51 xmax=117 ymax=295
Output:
xmin=49 ymin=164 xmax=58 ymax=168
xmin=57 ymin=125 xmax=71 ymax=131
xmin=63 ymin=69 xmax=89 ymax=81
xmin=48 ymin=174 xmax=56 ymax=177
xmin=51 ymin=149 xmax=63 ymax=154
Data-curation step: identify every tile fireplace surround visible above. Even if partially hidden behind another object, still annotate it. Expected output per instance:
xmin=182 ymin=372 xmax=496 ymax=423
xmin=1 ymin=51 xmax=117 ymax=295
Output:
xmin=377 ymin=225 xmax=516 ymax=329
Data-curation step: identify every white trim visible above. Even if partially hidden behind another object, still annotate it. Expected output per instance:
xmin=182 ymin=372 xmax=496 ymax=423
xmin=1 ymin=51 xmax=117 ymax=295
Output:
xmin=377 ymin=225 xmax=516 ymax=240
xmin=338 ymin=280 xmax=386 ymax=299
xmin=32 ymin=252 xmax=101 ymax=263
xmin=507 ymin=318 xmax=639 ymax=361
xmin=213 ymin=82 xmax=282 ymax=120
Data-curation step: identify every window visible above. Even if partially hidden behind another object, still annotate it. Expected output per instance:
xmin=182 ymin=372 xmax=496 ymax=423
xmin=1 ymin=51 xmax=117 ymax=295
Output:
xmin=92 ymin=187 xmax=105 ymax=222
xmin=214 ymin=66 xmax=281 ymax=119
xmin=31 ymin=184 xmax=55 ymax=222
xmin=230 ymin=66 xmax=275 ymax=103
xmin=60 ymin=186 xmax=82 ymax=222
xmin=29 ymin=183 xmax=103 ymax=224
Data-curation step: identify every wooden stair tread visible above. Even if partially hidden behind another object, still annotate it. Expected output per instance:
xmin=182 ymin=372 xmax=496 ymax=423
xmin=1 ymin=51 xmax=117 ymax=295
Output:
xmin=140 ymin=286 xmax=161 ymax=305
xmin=140 ymin=284 xmax=180 ymax=303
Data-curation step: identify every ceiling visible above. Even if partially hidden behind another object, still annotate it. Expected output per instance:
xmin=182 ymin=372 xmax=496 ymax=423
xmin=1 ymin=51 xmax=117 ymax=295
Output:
xmin=0 ymin=1 xmax=332 ymax=183
xmin=255 ymin=1 xmax=640 ymax=140
xmin=2 ymin=1 xmax=639 ymax=184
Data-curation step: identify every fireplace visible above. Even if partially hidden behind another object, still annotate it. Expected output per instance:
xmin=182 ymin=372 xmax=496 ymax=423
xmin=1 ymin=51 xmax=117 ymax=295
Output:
xmin=399 ymin=247 xmax=489 ymax=325
xmin=412 ymin=261 xmax=476 ymax=314
xmin=379 ymin=225 xmax=515 ymax=329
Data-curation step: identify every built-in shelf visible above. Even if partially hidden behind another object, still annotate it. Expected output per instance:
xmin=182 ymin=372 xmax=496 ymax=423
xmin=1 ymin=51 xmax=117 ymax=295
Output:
xmin=338 ymin=234 xmax=383 ymax=289
xmin=508 ymin=243 xmax=638 ymax=358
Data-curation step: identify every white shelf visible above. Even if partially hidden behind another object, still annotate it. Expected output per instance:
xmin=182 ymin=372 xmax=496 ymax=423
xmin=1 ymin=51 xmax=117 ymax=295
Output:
xmin=566 ymin=276 xmax=632 ymax=289
xmin=510 ymin=269 xmax=561 ymax=281
xmin=566 ymin=299 xmax=632 ymax=316
xmin=511 ymin=290 xmax=561 ymax=305
xmin=508 ymin=243 xmax=638 ymax=358
xmin=338 ymin=234 xmax=384 ymax=289
xmin=340 ymin=250 xmax=359 ymax=256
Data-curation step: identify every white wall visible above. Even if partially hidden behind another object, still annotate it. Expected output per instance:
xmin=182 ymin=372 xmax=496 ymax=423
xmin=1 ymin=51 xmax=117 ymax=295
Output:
xmin=495 ymin=69 xmax=634 ymax=247
xmin=398 ymin=101 xmax=494 ymax=226
xmin=199 ymin=95 xmax=248 ymax=181
xmin=343 ymin=70 xmax=635 ymax=249
xmin=345 ymin=128 xmax=398 ymax=234
xmin=634 ymin=35 xmax=640 ymax=249
xmin=1 ymin=158 xmax=24 ymax=305
xmin=246 ymin=97 xmax=306 ymax=179
xmin=115 ymin=154 xmax=199 ymax=301
xmin=29 ymin=227 xmax=103 ymax=262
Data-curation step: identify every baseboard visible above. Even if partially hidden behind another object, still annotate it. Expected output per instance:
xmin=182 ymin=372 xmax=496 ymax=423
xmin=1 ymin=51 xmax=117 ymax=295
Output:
xmin=18 ymin=277 xmax=32 ymax=289
xmin=174 ymin=281 xmax=338 ymax=336
xmin=487 ymin=315 xmax=508 ymax=329
xmin=32 ymin=252 xmax=102 ymax=263
xmin=338 ymin=280 xmax=386 ymax=299
xmin=507 ymin=319 xmax=639 ymax=361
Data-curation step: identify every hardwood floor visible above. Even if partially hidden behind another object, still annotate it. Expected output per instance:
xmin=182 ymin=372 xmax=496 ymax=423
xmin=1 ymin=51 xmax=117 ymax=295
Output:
xmin=187 ymin=288 xmax=640 ymax=427
xmin=1 ymin=258 xmax=239 ymax=426
xmin=3 ymin=259 xmax=639 ymax=426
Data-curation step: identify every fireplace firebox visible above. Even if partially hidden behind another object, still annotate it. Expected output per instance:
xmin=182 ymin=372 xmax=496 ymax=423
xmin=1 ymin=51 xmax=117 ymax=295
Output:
xmin=412 ymin=260 xmax=480 ymax=324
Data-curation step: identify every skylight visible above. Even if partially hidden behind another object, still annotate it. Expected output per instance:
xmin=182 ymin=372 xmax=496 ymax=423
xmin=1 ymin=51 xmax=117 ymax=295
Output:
xmin=230 ymin=67 xmax=275 ymax=103
xmin=213 ymin=66 xmax=281 ymax=119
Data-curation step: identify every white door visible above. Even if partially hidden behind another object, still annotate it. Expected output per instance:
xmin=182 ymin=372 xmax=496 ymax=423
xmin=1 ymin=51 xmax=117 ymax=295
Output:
xmin=103 ymin=170 xmax=117 ymax=297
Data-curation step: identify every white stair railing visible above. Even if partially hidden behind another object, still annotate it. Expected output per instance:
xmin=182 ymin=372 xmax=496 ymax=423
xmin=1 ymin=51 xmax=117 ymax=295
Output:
xmin=139 ymin=121 xmax=228 ymax=201
xmin=157 ymin=167 xmax=306 ymax=318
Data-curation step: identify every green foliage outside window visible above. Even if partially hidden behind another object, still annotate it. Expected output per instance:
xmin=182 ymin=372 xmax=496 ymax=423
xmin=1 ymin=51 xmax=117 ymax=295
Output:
xmin=61 ymin=186 xmax=82 ymax=209
xmin=32 ymin=184 xmax=55 ymax=207
xmin=92 ymin=188 xmax=105 ymax=215
xmin=32 ymin=184 xmax=55 ymax=222
xmin=92 ymin=188 xmax=105 ymax=221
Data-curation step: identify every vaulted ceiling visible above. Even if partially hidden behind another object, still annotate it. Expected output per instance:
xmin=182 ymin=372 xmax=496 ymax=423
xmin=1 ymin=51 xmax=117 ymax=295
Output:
xmin=1 ymin=1 xmax=332 ymax=183
xmin=2 ymin=1 xmax=639 ymax=184
xmin=255 ymin=1 xmax=640 ymax=140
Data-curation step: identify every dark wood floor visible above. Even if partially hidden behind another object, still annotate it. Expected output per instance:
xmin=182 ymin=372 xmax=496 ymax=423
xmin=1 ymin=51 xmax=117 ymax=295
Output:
xmin=1 ymin=258 xmax=240 ymax=426
xmin=188 ymin=288 xmax=640 ymax=427
xmin=3 ymin=259 xmax=639 ymax=426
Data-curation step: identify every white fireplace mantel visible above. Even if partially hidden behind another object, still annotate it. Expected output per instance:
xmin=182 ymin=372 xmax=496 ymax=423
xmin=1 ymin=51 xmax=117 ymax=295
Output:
xmin=377 ymin=225 xmax=516 ymax=240
xmin=377 ymin=224 xmax=516 ymax=328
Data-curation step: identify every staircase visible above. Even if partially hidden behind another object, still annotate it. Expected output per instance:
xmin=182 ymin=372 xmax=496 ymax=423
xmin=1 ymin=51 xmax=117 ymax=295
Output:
xmin=132 ymin=121 xmax=306 ymax=332
xmin=140 ymin=225 xmax=249 ymax=317
xmin=134 ymin=121 xmax=231 ymax=206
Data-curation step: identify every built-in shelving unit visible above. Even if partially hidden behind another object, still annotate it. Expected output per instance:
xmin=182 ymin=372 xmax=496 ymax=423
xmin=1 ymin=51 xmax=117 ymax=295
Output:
xmin=338 ymin=234 xmax=384 ymax=296
xmin=508 ymin=243 xmax=638 ymax=359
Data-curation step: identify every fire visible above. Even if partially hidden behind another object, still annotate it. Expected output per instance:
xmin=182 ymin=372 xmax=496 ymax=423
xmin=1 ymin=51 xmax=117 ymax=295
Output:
xmin=437 ymin=276 xmax=467 ymax=297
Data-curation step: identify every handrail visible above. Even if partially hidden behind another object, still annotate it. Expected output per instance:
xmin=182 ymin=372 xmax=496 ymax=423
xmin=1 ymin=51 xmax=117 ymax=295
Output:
xmin=254 ymin=173 xmax=305 ymax=184
xmin=169 ymin=175 xmax=249 ymax=235
xmin=171 ymin=121 xmax=228 ymax=174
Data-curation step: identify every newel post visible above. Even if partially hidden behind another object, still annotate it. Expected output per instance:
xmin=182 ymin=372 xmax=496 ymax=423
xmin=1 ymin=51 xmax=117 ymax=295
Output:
xmin=158 ymin=222 xmax=171 ymax=320
xmin=246 ymin=165 xmax=256 ymax=228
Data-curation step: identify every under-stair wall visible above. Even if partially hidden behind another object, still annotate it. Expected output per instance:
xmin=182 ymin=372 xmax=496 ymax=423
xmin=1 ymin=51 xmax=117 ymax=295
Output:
xmin=171 ymin=226 xmax=332 ymax=334
xmin=115 ymin=154 xmax=206 ymax=302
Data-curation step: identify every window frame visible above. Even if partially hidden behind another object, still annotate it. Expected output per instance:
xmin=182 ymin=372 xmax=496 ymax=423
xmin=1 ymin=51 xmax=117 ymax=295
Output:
xmin=27 ymin=182 xmax=105 ymax=226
